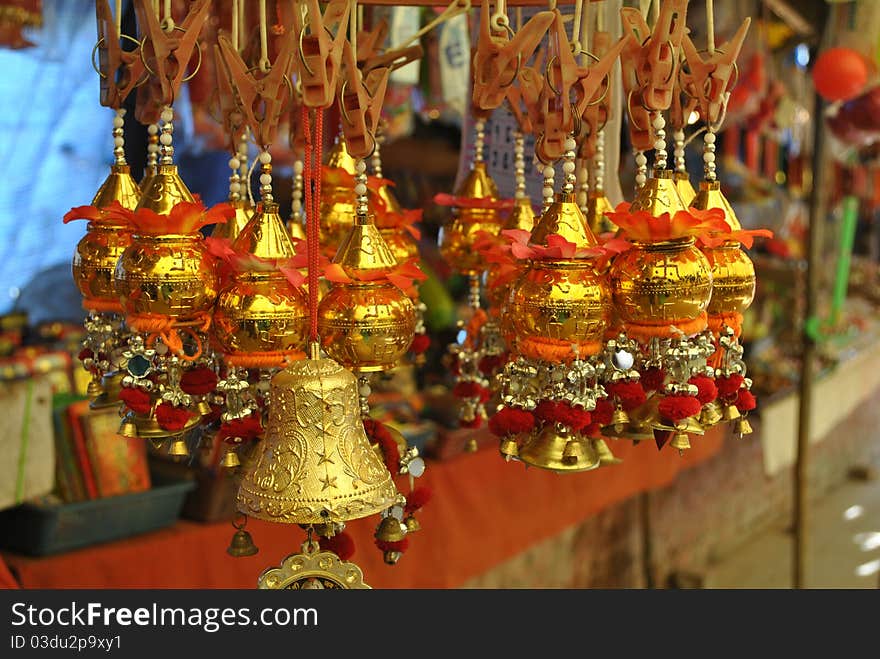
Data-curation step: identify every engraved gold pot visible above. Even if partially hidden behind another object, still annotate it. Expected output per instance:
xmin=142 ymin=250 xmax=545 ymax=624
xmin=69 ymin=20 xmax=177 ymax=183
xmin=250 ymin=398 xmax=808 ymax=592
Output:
xmin=213 ymin=271 xmax=308 ymax=355
xmin=318 ymin=281 xmax=416 ymax=372
xmin=610 ymin=237 xmax=712 ymax=329
xmin=505 ymin=259 xmax=611 ymax=361
xmin=73 ymin=222 xmax=133 ymax=306
xmin=380 ymin=228 xmax=419 ymax=263
xmin=703 ymin=243 xmax=756 ymax=316
xmin=210 ymin=199 xmax=254 ymax=242
xmin=115 ymin=233 xmax=218 ymax=318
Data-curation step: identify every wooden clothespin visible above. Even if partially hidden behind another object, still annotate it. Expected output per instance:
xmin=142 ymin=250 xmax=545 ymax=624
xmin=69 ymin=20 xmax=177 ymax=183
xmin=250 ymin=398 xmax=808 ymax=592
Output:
xmin=95 ymin=0 xmax=145 ymax=109
xmin=293 ymin=0 xmax=351 ymax=109
xmin=680 ymin=18 xmax=750 ymax=126
xmin=211 ymin=43 xmax=246 ymax=154
xmin=472 ymin=0 xmax=554 ymax=117
xmin=505 ymin=83 xmax=532 ymax=135
xmin=576 ymin=30 xmax=624 ymax=160
xmin=215 ymin=27 xmax=296 ymax=150
xmin=133 ymin=0 xmax=211 ymax=106
xmin=535 ymin=10 xmax=580 ymax=162
xmin=517 ymin=50 xmax=546 ymax=142
xmin=338 ymin=39 xmax=389 ymax=158
xmin=356 ymin=18 xmax=389 ymax=64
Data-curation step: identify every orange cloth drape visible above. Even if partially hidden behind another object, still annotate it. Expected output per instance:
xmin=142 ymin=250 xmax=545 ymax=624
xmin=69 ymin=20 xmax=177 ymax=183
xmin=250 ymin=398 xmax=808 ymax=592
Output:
xmin=3 ymin=430 xmax=725 ymax=589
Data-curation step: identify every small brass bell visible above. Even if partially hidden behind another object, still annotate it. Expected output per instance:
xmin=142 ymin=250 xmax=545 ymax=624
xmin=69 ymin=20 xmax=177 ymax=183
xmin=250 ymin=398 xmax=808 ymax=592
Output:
xmin=593 ymin=438 xmax=623 ymax=466
xmin=168 ymin=438 xmax=189 ymax=457
xmin=723 ymin=403 xmax=741 ymax=421
xmin=375 ymin=515 xmax=407 ymax=542
xmin=562 ymin=438 xmax=586 ymax=465
xmin=197 ymin=399 xmax=213 ymax=416
xmin=404 ymin=515 xmax=421 ymax=533
xmin=221 ymin=447 xmax=240 ymax=468
xmin=670 ymin=431 xmax=691 ymax=451
xmin=700 ymin=400 xmax=723 ymax=427
xmin=736 ymin=416 xmax=753 ymax=437
xmin=519 ymin=425 xmax=600 ymax=473
xmin=383 ymin=550 xmax=403 ymax=565
xmin=87 ymin=378 xmax=103 ymax=400
xmin=499 ymin=437 xmax=519 ymax=459
xmin=119 ymin=418 xmax=138 ymax=438
xmin=226 ymin=529 xmax=259 ymax=557
xmin=464 ymin=437 xmax=479 ymax=453
xmin=611 ymin=407 xmax=629 ymax=434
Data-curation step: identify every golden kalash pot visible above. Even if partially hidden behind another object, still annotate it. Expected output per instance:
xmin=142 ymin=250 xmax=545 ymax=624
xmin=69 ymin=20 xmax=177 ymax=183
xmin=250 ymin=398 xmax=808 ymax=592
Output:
xmin=72 ymin=165 xmax=139 ymax=308
xmin=374 ymin=184 xmax=420 ymax=264
xmin=505 ymin=192 xmax=611 ymax=362
xmin=674 ymin=170 xmax=697 ymax=207
xmin=585 ymin=190 xmax=617 ymax=235
xmin=317 ymin=217 xmax=416 ymax=372
xmin=210 ymin=199 xmax=254 ymax=242
xmin=439 ymin=162 xmax=505 ymax=275
xmin=114 ymin=165 xmax=219 ymax=318
xmin=213 ymin=202 xmax=308 ymax=358
xmin=484 ymin=196 xmax=536 ymax=311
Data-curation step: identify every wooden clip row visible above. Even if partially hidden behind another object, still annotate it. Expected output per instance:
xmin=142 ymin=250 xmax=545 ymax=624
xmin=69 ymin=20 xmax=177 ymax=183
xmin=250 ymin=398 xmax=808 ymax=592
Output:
xmin=95 ymin=0 xmax=146 ymax=109
xmin=293 ymin=0 xmax=351 ymax=109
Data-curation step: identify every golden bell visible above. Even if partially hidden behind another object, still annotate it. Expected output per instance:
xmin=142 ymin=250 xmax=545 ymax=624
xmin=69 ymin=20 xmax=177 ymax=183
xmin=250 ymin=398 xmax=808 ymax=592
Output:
xmin=700 ymin=400 xmax=724 ymax=427
xmin=226 ymin=529 xmax=259 ymax=557
xmin=736 ymin=416 xmax=753 ymax=436
xmin=505 ymin=196 xmax=536 ymax=233
xmin=670 ymin=431 xmax=691 ymax=451
xmin=439 ymin=162 xmax=504 ymax=275
xmin=586 ymin=191 xmax=617 ymax=235
xmin=723 ymin=403 xmax=741 ymax=421
xmin=383 ymin=550 xmax=403 ymax=565
xmin=87 ymin=378 xmax=103 ymax=400
xmin=287 ymin=216 xmax=306 ymax=241
xmin=593 ymin=438 xmax=623 ymax=465
xmin=518 ymin=424 xmax=601 ymax=473
xmin=118 ymin=407 xmax=201 ymax=439
xmin=375 ymin=515 xmax=406 ymax=542
xmin=464 ymin=437 xmax=479 ymax=453
xmin=674 ymin=171 xmax=697 ymax=207
xmin=611 ymin=407 xmax=630 ymax=434
xmin=379 ymin=227 xmax=419 ymax=263
xmin=236 ymin=353 xmax=398 ymax=524
xmin=609 ymin=237 xmax=712 ymax=331
xmin=89 ymin=370 xmax=124 ymax=410
xmin=629 ymin=169 xmax=688 ymax=216
xmin=168 ymin=438 xmax=189 ymax=457
xmin=135 ymin=164 xmax=194 ymax=214
xmin=210 ymin=199 xmax=254 ymax=242
xmin=499 ymin=437 xmax=519 ymax=458
xmin=374 ymin=181 xmax=403 ymax=219
xmin=221 ymin=447 xmax=241 ymax=468
xmin=703 ymin=244 xmax=756 ymax=318
xmin=119 ymin=418 xmax=138 ymax=438
xmin=404 ymin=515 xmax=421 ymax=533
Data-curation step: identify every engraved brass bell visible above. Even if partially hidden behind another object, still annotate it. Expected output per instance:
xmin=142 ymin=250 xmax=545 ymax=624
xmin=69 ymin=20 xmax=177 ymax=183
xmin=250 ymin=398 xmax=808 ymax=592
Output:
xmin=227 ymin=529 xmax=259 ymax=557
xmin=518 ymin=424 xmax=601 ymax=473
xmin=375 ymin=515 xmax=406 ymax=542
xmin=236 ymin=350 xmax=398 ymax=524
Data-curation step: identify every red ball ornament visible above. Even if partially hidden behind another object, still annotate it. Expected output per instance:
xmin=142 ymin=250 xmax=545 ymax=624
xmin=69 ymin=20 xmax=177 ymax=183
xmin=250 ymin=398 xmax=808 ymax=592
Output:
xmin=812 ymin=47 xmax=868 ymax=102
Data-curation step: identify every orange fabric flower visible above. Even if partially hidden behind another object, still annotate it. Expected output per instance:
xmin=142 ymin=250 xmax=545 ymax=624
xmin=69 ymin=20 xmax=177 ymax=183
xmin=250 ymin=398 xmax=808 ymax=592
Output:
xmin=63 ymin=200 xmax=134 ymax=225
xmin=606 ymin=202 xmax=729 ymax=242
xmin=129 ymin=201 xmax=235 ymax=235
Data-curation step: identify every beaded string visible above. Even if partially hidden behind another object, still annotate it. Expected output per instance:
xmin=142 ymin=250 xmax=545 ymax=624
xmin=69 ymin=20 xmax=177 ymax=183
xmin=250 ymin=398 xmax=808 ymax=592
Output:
xmin=158 ymin=106 xmax=174 ymax=164
xmin=703 ymin=128 xmax=717 ymax=182
xmin=354 ymin=158 xmax=368 ymax=221
xmin=577 ymin=157 xmax=589 ymax=213
xmin=146 ymin=123 xmax=159 ymax=172
xmin=513 ymin=130 xmax=527 ymax=200
xmin=673 ymin=128 xmax=686 ymax=175
xmin=634 ymin=149 xmax=647 ymax=189
xmin=473 ymin=117 xmax=486 ymax=164
xmin=291 ymin=159 xmax=304 ymax=224
xmin=593 ymin=127 xmax=606 ymax=193
xmin=112 ymin=108 xmax=127 ymax=166
xmin=541 ymin=160 xmax=555 ymax=212
xmin=652 ymin=111 xmax=667 ymax=171
xmin=561 ymin=135 xmax=577 ymax=194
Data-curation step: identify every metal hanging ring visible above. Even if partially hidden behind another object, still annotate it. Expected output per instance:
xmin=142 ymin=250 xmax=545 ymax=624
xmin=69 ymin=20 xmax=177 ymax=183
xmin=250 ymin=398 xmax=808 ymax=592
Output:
xmin=626 ymin=88 xmax=645 ymax=131
xmin=339 ymin=79 xmax=353 ymax=125
xmin=91 ymin=34 xmax=144 ymax=79
xmin=545 ymin=55 xmax=561 ymax=96
xmin=297 ymin=25 xmax=336 ymax=78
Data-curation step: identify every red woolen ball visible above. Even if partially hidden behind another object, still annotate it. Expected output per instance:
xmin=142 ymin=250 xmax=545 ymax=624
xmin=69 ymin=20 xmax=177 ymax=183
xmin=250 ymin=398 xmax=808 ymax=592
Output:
xmin=607 ymin=380 xmax=647 ymax=411
xmin=716 ymin=374 xmax=745 ymax=399
xmin=533 ymin=399 xmax=561 ymax=424
xmin=410 ymin=333 xmax=430 ymax=355
xmin=488 ymin=406 xmax=535 ymax=437
xmin=320 ymin=531 xmax=355 ymax=560
xmin=736 ymin=389 xmax=757 ymax=412
xmin=180 ymin=367 xmax=218 ymax=395
xmin=641 ymin=367 xmax=666 ymax=392
xmin=155 ymin=402 xmax=193 ymax=432
xmin=376 ymin=537 xmax=409 ymax=553
xmin=658 ymin=395 xmax=702 ymax=423
xmin=592 ymin=399 xmax=614 ymax=426
xmin=119 ymin=387 xmax=152 ymax=416
xmin=813 ymin=47 xmax=868 ymax=102
xmin=688 ymin=375 xmax=718 ymax=405
xmin=405 ymin=486 xmax=432 ymax=514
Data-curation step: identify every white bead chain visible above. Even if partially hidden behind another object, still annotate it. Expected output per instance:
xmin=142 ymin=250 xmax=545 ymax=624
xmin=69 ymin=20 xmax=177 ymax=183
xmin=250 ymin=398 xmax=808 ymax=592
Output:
xmin=634 ymin=150 xmax=648 ymax=189
xmin=474 ymin=118 xmax=486 ymax=164
xmin=703 ymin=129 xmax=717 ymax=182
xmin=577 ymin=158 xmax=589 ymax=213
xmin=513 ymin=130 xmax=526 ymax=200
xmin=159 ymin=106 xmax=174 ymax=165
xmin=541 ymin=159 xmax=555 ymax=213
xmin=371 ymin=134 xmax=383 ymax=179
xmin=228 ymin=154 xmax=241 ymax=201
xmin=258 ymin=150 xmax=273 ymax=203
xmin=673 ymin=129 xmax=686 ymax=174
xmin=561 ymin=135 xmax=577 ymax=195
xmin=652 ymin=111 xmax=668 ymax=171
xmin=594 ymin=129 xmax=606 ymax=193
xmin=237 ymin=132 xmax=249 ymax=193
xmin=291 ymin=159 xmax=304 ymax=223
xmin=146 ymin=123 xmax=159 ymax=172
xmin=354 ymin=158 xmax=368 ymax=218
xmin=112 ymin=108 xmax=127 ymax=166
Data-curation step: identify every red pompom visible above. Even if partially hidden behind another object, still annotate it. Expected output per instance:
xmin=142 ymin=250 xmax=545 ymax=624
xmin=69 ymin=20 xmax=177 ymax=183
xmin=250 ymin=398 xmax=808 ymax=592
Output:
xmin=320 ymin=531 xmax=355 ymax=560
xmin=607 ymin=380 xmax=647 ymax=411
xmin=488 ymin=406 xmax=535 ymax=437
xmin=202 ymin=403 xmax=223 ymax=424
xmin=583 ymin=422 xmax=601 ymax=437
xmin=478 ymin=353 xmax=507 ymax=375
xmin=554 ymin=401 xmax=592 ymax=431
xmin=376 ymin=537 xmax=410 ymax=553
xmin=453 ymin=381 xmax=489 ymax=402
xmin=180 ymin=367 xmax=218 ymax=395
xmin=78 ymin=348 xmax=94 ymax=362
xmin=155 ymin=402 xmax=194 ymax=432
xmin=533 ymin=399 xmax=560 ymax=424
xmin=592 ymin=398 xmax=614 ymax=426
xmin=641 ymin=367 xmax=666 ymax=392
xmin=217 ymin=413 xmax=263 ymax=444
xmin=736 ymin=389 xmax=757 ymax=412
xmin=363 ymin=419 xmax=401 ymax=473
xmin=119 ymin=387 xmax=152 ymax=416
xmin=410 ymin=333 xmax=431 ymax=355
xmin=460 ymin=415 xmax=483 ymax=429
xmin=658 ymin=395 xmax=702 ymax=423
xmin=688 ymin=375 xmax=718 ymax=405
xmin=716 ymin=374 xmax=745 ymax=399
xmin=405 ymin=486 xmax=432 ymax=514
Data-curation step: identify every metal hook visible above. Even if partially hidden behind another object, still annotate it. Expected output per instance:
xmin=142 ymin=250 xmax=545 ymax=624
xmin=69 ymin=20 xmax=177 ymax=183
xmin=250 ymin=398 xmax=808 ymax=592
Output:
xmin=91 ymin=34 xmax=145 ymax=80
xmin=138 ymin=26 xmax=203 ymax=82
xmin=626 ymin=88 xmax=645 ymax=132
xmin=545 ymin=55 xmax=561 ymax=96
xmin=297 ymin=24 xmax=336 ymax=78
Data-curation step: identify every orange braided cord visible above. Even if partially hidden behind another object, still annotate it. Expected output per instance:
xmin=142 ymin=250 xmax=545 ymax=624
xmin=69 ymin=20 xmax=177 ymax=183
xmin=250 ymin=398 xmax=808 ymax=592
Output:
xmin=517 ymin=337 xmax=603 ymax=363
xmin=224 ymin=350 xmax=306 ymax=369
xmin=82 ymin=298 xmax=123 ymax=313
xmin=625 ymin=312 xmax=708 ymax=342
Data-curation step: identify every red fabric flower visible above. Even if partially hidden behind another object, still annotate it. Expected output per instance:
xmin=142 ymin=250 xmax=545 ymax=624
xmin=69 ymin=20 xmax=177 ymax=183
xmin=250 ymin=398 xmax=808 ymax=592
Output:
xmin=217 ymin=413 xmax=263 ymax=444
xmin=180 ymin=367 xmax=218 ymax=396
xmin=606 ymin=381 xmax=647 ymax=411
xmin=736 ymin=389 xmax=757 ymax=412
xmin=363 ymin=419 xmax=400 ymax=474
xmin=688 ymin=375 xmax=718 ymax=405
xmin=716 ymin=374 xmax=745 ymax=399
xmin=320 ymin=531 xmax=355 ymax=560
xmin=119 ymin=387 xmax=152 ymax=416
xmin=410 ymin=333 xmax=430 ymax=355
xmin=658 ymin=395 xmax=702 ymax=423
xmin=592 ymin=399 xmax=615 ymax=426
xmin=155 ymin=402 xmax=194 ymax=432
xmin=404 ymin=486 xmax=432 ymax=514
xmin=641 ymin=367 xmax=666 ymax=392
xmin=488 ymin=406 xmax=535 ymax=437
